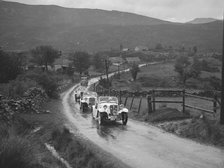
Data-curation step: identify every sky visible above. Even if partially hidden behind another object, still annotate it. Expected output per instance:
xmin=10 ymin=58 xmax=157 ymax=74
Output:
xmin=4 ymin=0 xmax=224 ymax=22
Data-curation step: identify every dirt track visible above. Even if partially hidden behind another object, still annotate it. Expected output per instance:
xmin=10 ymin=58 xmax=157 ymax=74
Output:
xmin=61 ymin=74 xmax=224 ymax=168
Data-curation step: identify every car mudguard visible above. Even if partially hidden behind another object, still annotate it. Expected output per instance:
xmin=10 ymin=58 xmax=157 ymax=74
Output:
xmin=118 ymin=108 xmax=128 ymax=114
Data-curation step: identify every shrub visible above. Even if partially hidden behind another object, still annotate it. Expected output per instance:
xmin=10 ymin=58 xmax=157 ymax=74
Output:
xmin=0 ymin=131 xmax=40 ymax=168
xmin=0 ymin=50 xmax=23 ymax=83
xmin=36 ymin=73 xmax=59 ymax=98
xmin=0 ymin=79 xmax=38 ymax=98
xmin=130 ymin=63 xmax=140 ymax=81
xmin=16 ymin=70 xmax=60 ymax=98
xmin=98 ymin=77 xmax=111 ymax=89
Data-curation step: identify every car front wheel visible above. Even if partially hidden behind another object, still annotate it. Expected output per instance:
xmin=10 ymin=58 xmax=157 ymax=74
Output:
xmin=98 ymin=113 xmax=104 ymax=125
xmin=80 ymin=103 xmax=84 ymax=112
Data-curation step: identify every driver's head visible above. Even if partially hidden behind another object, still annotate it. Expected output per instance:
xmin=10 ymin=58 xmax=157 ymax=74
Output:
xmin=103 ymin=105 xmax=107 ymax=110
xmin=120 ymin=104 xmax=124 ymax=109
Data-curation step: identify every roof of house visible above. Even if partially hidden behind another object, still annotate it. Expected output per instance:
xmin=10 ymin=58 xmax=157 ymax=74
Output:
xmin=135 ymin=46 xmax=148 ymax=51
xmin=53 ymin=58 xmax=72 ymax=66
xmin=126 ymin=57 xmax=141 ymax=63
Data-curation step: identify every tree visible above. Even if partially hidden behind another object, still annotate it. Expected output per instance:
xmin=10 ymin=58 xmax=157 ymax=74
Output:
xmin=191 ymin=56 xmax=201 ymax=78
xmin=193 ymin=46 xmax=198 ymax=55
xmin=209 ymin=76 xmax=221 ymax=90
xmin=130 ymin=63 xmax=140 ymax=81
xmin=0 ymin=50 xmax=23 ymax=83
xmin=31 ymin=45 xmax=60 ymax=71
xmin=92 ymin=53 xmax=104 ymax=72
xmin=120 ymin=44 xmax=123 ymax=51
xmin=155 ymin=43 xmax=163 ymax=50
xmin=174 ymin=56 xmax=191 ymax=85
xmin=71 ymin=51 xmax=90 ymax=75
xmin=174 ymin=56 xmax=201 ymax=85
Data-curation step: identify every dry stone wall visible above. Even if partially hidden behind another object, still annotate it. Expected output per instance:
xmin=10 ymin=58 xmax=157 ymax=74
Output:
xmin=0 ymin=87 xmax=48 ymax=124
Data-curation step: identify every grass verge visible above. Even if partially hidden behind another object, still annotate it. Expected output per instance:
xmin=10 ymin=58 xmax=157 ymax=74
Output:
xmin=157 ymin=116 xmax=224 ymax=147
xmin=13 ymin=97 xmax=127 ymax=168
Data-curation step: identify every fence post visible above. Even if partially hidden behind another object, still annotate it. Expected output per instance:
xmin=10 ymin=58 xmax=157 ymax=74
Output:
xmin=130 ymin=94 xmax=135 ymax=110
xmin=182 ymin=89 xmax=185 ymax=113
xmin=124 ymin=96 xmax=128 ymax=106
xmin=109 ymin=88 xmax=111 ymax=96
xmin=93 ymin=83 xmax=95 ymax=91
xmin=95 ymin=84 xmax=97 ymax=92
xmin=138 ymin=96 xmax=143 ymax=113
xmin=147 ymin=95 xmax=153 ymax=115
xmin=214 ymin=94 xmax=217 ymax=113
xmin=152 ymin=90 xmax=155 ymax=112
xmin=103 ymin=89 xmax=106 ymax=96
xmin=119 ymin=90 xmax=122 ymax=104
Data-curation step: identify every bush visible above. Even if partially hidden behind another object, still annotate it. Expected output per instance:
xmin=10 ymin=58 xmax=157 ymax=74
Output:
xmin=17 ymin=70 xmax=59 ymax=98
xmin=98 ymin=77 xmax=111 ymax=89
xmin=0 ymin=50 xmax=23 ymax=83
xmin=0 ymin=130 xmax=40 ymax=168
xmin=36 ymin=73 xmax=59 ymax=98
xmin=0 ymin=79 xmax=38 ymax=98
xmin=130 ymin=63 xmax=140 ymax=81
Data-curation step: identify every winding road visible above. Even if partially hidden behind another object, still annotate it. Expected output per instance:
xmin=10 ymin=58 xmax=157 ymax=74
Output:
xmin=61 ymin=67 xmax=224 ymax=168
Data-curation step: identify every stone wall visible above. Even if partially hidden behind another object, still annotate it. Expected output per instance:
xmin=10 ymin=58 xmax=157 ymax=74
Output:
xmin=0 ymin=87 xmax=48 ymax=124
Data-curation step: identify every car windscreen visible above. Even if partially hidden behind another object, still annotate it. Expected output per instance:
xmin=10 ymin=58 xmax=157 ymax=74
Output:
xmin=99 ymin=97 xmax=118 ymax=103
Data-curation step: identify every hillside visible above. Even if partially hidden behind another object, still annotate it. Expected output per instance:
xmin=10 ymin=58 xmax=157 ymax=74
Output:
xmin=0 ymin=1 xmax=170 ymax=27
xmin=0 ymin=1 xmax=222 ymax=52
xmin=187 ymin=18 xmax=218 ymax=24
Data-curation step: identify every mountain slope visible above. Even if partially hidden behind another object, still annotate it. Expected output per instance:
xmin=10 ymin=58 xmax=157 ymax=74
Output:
xmin=0 ymin=1 xmax=170 ymax=27
xmin=0 ymin=1 xmax=222 ymax=52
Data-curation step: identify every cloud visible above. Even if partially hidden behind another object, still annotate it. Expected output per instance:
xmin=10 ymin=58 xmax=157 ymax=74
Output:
xmin=4 ymin=0 xmax=224 ymax=22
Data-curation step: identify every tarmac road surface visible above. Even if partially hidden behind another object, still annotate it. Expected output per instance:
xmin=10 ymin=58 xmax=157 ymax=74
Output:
xmin=61 ymin=67 xmax=224 ymax=168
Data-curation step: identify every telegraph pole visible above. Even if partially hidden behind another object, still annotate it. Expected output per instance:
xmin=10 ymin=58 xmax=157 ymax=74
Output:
xmin=105 ymin=59 xmax=109 ymax=88
xmin=221 ymin=14 xmax=224 ymax=125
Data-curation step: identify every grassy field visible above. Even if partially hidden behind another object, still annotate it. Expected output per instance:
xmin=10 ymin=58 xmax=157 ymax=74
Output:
xmin=139 ymin=62 xmax=177 ymax=78
xmin=110 ymin=60 xmax=221 ymax=124
xmin=121 ymin=95 xmax=217 ymax=120
xmin=111 ymin=61 xmax=221 ymax=91
xmin=111 ymin=62 xmax=179 ymax=91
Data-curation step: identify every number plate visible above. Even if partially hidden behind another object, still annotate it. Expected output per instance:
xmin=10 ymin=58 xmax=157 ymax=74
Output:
xmin=110 ymin=116 xmax=116 ymax=120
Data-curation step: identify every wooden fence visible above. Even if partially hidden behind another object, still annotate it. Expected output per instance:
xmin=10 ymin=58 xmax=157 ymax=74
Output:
xmin=94 ymin=85 xmax=220 ymax=116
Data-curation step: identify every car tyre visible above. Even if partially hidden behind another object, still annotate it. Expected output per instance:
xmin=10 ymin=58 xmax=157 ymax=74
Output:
xmin=122 ymin=112 xmax=128 ymax=125
xmin=80 ymin=103 xmax=84 ymax=112
xmin=75 ymin=94 xmax=77 ymax=102
xmin=98 ymin=113 xmax=103 ymax=125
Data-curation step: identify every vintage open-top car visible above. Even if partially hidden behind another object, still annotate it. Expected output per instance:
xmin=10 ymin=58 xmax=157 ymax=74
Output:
xmin=92 ymin=96 xmax=128 ymax=125
xmin=80 ymin=91 xmax=97 ymax=112
xmin=74 ymin=85 xmax=87 ymax=102
xmin=74 ymin=90 xmax=84 ymax=102
xmin=80 ymin=76 xmax=88 ymax=87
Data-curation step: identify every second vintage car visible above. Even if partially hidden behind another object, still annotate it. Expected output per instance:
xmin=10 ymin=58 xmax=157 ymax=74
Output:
xmin=80 ymin=91 xmax=97 ymax=112
xmin=92 ymin=96 xmax=128 ymax=125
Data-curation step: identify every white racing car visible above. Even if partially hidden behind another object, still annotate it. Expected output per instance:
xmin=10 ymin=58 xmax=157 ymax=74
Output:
xmin=80 ymin=91 xmax=97 ymax=112
xmin=92 ymin=96 xmax=128 ymax=125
